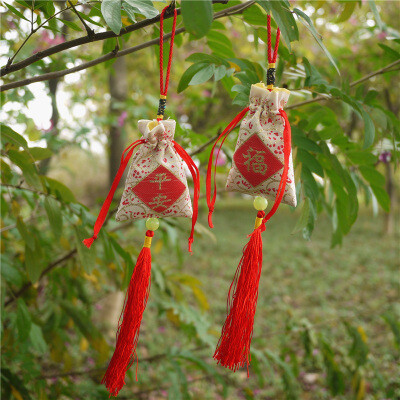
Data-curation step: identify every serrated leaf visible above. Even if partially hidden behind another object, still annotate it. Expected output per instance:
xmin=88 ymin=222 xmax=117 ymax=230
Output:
xmin=181 ymin=0 xmax=213 ymax=38
xmin=44 ymin=197 xmax=63 ymax=240
xmin=101 ymin=0 xmax=122 ymax=35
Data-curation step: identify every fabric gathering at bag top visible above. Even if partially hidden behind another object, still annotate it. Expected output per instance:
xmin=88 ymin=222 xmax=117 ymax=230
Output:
xmin=206 ymin=14 xmax=296 ymax=375
xmin=83 ymin=5 xmax=199 ymax=397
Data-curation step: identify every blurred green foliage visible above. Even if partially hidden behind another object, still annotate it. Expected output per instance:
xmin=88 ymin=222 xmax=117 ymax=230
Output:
xmin=1 ymin=0 xmax=399 ymax=399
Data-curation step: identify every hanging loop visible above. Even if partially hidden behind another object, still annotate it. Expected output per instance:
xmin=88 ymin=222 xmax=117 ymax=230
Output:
xmin=157 ymin=4 xmax=177 ymax=120
xmin=266 ymin=15 xmax=280 ymax=89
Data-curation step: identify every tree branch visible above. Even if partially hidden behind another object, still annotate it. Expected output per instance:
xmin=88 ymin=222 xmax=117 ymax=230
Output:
xmin=287 ymin=59 xmax=400 ymax=110
xmin=1 ymin=1 xmax=254 ymax=78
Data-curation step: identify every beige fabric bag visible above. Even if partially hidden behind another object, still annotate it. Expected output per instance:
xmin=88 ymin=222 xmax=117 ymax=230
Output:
xmin=226 ymin=84 xmax=297 ymax=207
xmin=116 ymin=119 xmax=193 ymax=221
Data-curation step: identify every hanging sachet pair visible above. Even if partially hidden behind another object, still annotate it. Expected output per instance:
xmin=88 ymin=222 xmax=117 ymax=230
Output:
xmin=206 ymin=15 xmax=296 ymax=373
xmin=83 ymin=6 xmax=199 ymax=396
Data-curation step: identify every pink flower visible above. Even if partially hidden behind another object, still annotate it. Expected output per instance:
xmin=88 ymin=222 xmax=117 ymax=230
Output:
xmin=214 ymin=148 xmax=227 ymax=166
xmin=377 ymin=30 xmax=387 ymax=40
xmin=349 ymin=17 xmax=358 ymax=26
xmin=33 ymin=31 xmax=65 ymax=53
xmin=118 ymin=111 xmax=128 ymax=127
xmin=379 ymin=151 xmax=391 ymax=163
xmin=202 ymin=90 xmax=212 ymax=98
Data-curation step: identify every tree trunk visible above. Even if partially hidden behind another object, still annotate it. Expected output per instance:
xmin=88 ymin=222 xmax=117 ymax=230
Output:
xmin=108 ymin=55 xmax=127 ymax=187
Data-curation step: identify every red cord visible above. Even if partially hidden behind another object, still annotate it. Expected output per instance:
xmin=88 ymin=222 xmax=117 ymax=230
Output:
xmin=206 ymin=107 xmax=250 ymax=228
xmin=83 ymin=139 xmax=145 ymax=248
xmin=159 ymin=6 xmax=177 ymax=97
xmin=267 ymin=15 xmax=280 ymax=63
xmin=173 ymin=141 xmax=200 ymax=253
xmin=259 ymin=109 xmax=291 ymax=228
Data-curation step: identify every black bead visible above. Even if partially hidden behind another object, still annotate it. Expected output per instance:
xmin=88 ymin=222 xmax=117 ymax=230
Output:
xmin=157 ymin=98 xmax=167 ymax=116
xmin=267 ymin=67 xmax=275 ymax=86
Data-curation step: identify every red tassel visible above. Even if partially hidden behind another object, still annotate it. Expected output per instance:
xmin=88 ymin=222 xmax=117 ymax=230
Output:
xmin=214 ymin=109 xmax=292 ymax=374
xmin=213 ymin=211 xmax=264 ymax=373
xmin=102 ymin=230 xmax=154 ymax=397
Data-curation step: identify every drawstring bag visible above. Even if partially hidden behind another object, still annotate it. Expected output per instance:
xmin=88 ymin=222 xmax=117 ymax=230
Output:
xmin=83 ymin=5 xmax=199 ymax=396
xmin=206 ymin=14 xmax=296 ymax=374
xmin=116 ymin=119 xmax=194 ymax=222
xmin=225 ymin=84 xmax=296 ymax=207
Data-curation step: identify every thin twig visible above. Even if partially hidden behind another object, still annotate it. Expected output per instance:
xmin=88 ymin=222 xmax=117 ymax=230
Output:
xmin=189 ymin=130 xmax=222 ymax=157
xmin=286 ymin=59 xmax=400 ymax=110
xmin=1 ymin=1 xmax=254 ymax=77
xmin=67 ymin=0 xmax=95 ymax=38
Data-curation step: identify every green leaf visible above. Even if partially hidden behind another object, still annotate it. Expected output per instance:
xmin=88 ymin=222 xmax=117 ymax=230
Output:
xmin=292 ymin=199 xmax=310 ymax=234
xmin=382 ymin=311 xmax=400 ymax=349
xmin=75 ymin=226 xmax=96 ymax=272
xmin=7 ymin=150 xmax=42 ymax=189
xmin=292 ymin=133 xmax=322 ymax=153
xmin=4 ymin=2 xmax=29 ymax=21
xmin=347 ymin=151 xmax=376 ymax=165
xmin=301 ymin=165 xmax=319 ymax=201
xmin=294 ymin=8 xmax=340 ymax=75
xmin=359 ymin=165 xmax=385 ymax=187
xmin=16 ymin=217 xmax=35 ymax=249
xmin=181 ymin=0 xmax=213 ymax=38
xmin=1 ymin=259 xmax=23 ymax=286
xmin=123 ymin=0 xmax=158 ymax=21
xmin=25 ymin=238 xmax=44 ymax=283
xmin=368 ymin=0 xmax=383 ymax=30
xmin=371 ymin=185 xmax=390 ymax=212
xmin=42 ymin=176 xmax=77 ymax=203
xmin=207 ymin=40 xmax=235 ymax=58
xmin=178 ymin=62 xmax=209 ymax=93
xmin=58 ymin=18 xmax=83 ymax=32
xmin=101 ymin=0 xmax=122 ymax=35
xmin=243 ymin=4 xmax=268 ymax=26
xmin=298 ymin=149 xmax=324 ymax=178
xmin=214 ymin=65 xmax=227 ymax=81
xmin=16 ymin=299 xmax=32 ymax=342
xmin=23 ymin=147 xmax=52 ymax=161
xmin=360 ymin=108 xmax=375 ymax=148
xmin=189 ymin=64 xmax=215 ymax=86
xmin=1 ymin=124 xmax=28 ymax=149
xmin=29 ymin=323 xmax=48 ymax=354
xmin=44 ymin=197 xmax=63 ymax=240
xmin=186 ymin=52 xmax=226 ymax=65
xmin=269 ymin=0 xmax=299 ymax=52
xmin=336 ymin=1 xmax=356 ymax=23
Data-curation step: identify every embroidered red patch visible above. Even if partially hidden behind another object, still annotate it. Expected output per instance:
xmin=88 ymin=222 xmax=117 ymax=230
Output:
xmin=132 ymin=165 xmax=186 ymax=213
xmin=233 ymin=134 xmax=283 ymax=188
